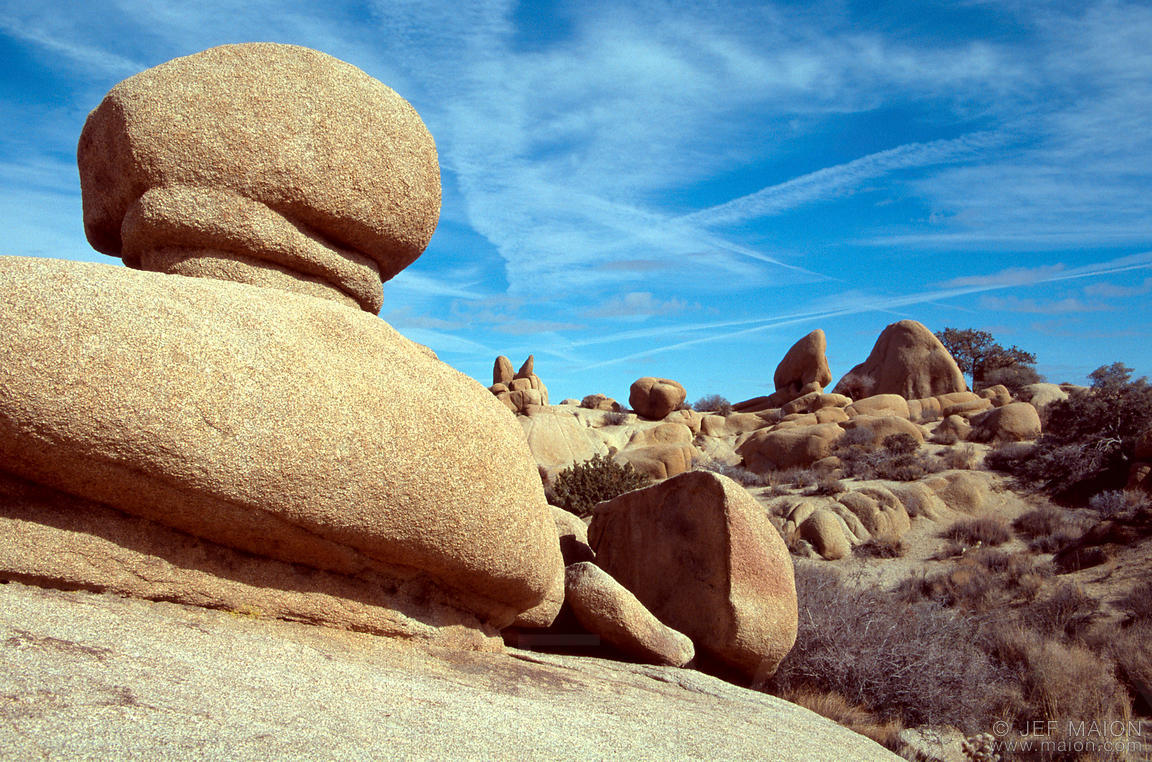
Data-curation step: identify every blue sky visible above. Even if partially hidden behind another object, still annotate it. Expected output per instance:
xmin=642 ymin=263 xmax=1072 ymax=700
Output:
xmin=2 ymin=0 xmax=1151 ymax=403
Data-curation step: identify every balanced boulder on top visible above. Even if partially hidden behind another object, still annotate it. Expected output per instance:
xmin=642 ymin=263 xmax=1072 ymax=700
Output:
xmin=78 ymin=43 xmax=440 ymax=314
xmin=629 ymin=377 xmax=687 ymax=420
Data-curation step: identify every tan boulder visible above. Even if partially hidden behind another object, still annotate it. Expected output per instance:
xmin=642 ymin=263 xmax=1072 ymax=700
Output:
xmin=887 ymin=482 xmax=949 ymax=521
xmin=629 ymin=377 xmax=687 ymax=420
xmin=0 ymin=257 xmax=562 ymax=630
xmin=1018 ymin=383 xmax=1069 ymax=410
xmin=519 ymin=409 xmax=609 ymax=478
xmin=737 ymin=424 xmax=845 ymax=473
xmin=979 ymin=384 xmax=1013 ymax=407
xmin=616 ymin=444 xmax=694 ymax=481
xmin=564 ymin=562 xmax=695 ymax=667
xmin=493 ymin=356 xmax=514 ymax=386
xmin=77 ymin=43 xmax=439 ymax=314
xmin=770 ymin=329 xmax=833 ymax=407
xmin=580 ymin=393 xmax=623 ymax=412
xmin=515 ymin=355 xmax=535 ymax=379
xmin=626 ymin=423 xmax=693 ymax=448
xmin=551 ymin=506 xmax=595 ymax=564
xmin=664 ymin=408 xmax=703 ymax=434
xmin=925 ymin=472 xmax=991 ymax=514
xmin=797 ymin=510 xmax=851 ymax=560
xmin=781 ymin=391 xmax=851 ymax=416
xmin=845 ymin=394 xmax=911 ymax=420
xmin=936 ymin=391 xmax=993 ymax=418
xmin=907 ymin=397 xmax=944 ymax=423
xmin=589 ymin=471 xmax=798 ymax=682
xmin=968 ymin=402 xmax=1041 ymax=444
xmin=930 ymin=414 xmax=972 ymax=443
xmin=840 ymin=415 xmax=925 ymax=448
xmin=833 ymin=320 xmax=966 ymax=400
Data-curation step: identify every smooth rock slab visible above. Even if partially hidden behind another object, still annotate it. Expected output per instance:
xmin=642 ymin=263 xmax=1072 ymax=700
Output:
xmin=0 ymin=582 xmax=898 ymax=761
xmin=0 ymin=256 xmax=561 ymax=628
xmin=589 ymin=471 xmax=798 ymax=683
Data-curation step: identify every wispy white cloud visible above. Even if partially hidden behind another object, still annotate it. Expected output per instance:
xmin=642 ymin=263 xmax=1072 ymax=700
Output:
xmin=1084 ymin=277 xmax=1152 ymax=298
xmin=584 ymin=291 xmax=692 ymax=319
xmin=978 ymin=295 xmax=1108 ymax=314
xmin=0 ymin=14 xmax=145 ymax=77
xmin=688 ymin=132 xmax=1006 ymax=227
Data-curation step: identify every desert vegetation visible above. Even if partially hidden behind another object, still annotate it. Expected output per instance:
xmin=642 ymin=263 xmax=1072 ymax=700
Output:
xmin=549 ymin=453 xmax=651 ymax=517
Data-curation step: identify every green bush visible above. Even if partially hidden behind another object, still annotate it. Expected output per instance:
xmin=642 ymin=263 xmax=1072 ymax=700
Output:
xmin=988 ymin=363 xmax=1152 ymax=501
xmin=549 ymin=454 xmax=651 ymax=518
xmin=693 ymin=394 xmax=733 ymax=415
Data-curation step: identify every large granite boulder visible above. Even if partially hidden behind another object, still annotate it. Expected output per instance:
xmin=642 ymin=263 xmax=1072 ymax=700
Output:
xmin=588 ymin=471 xmax=798 ymax=682
xmin=0 ymin=256 xmax=563 ymax=634
xmin=629 ymin=377 xmax=687 ymax=420
xmin=77 ymin=43 xmax=440 ymax=314
xmin=737 ymin=423 xmax=845 ymax=473
xmin=770 ymin=329 xmax=833 ymax=407
xmin=833 ymin=320 xmax=966 ymax=400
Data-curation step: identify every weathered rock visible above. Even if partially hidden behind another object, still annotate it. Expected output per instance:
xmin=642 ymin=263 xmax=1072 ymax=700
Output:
xmin=78 ymin=43 xmax=440 ymax=314
xmin=781 ymin=392 xmax=851 ymax=416
xmin=924 ymin=472 xmax=991 ymax=514
xmin=737 ymin=424 xmax=846 ymax=473
xmin=551 ymin=506 xmax=594 ymax=564
xmin=887 ymin=482 xmax=950 ymax=521
xmin=588 ymin=471 xmax=798 ymax=682
xmin=846 ymin=394 xmax=911 ymax=420
xmin=770 ymin=329 xmax=833 ymax=407
xmin=616 ymin=444 xmax=694 ymax=481
xmin=979 ymin=384 xmax=1013 ymax=407
xmin=841 ymin=415 xmax=925 ymax=448
xmin=580 ymin=393 xmax=623 ymax=412
xmin=564 ymin=562 xmax=695 ymax=667
xmin=494 ymin=356 xmax=514 ymax=385
xmin=515 ymin=355 xmax=535 ymax=379
xmin=930 ymin=414 xmax=972 ymax=443
xmin=629 ymin=377 xmax=687 ymax=420
xmin=519 ymin=408 xmax=608 ymax=479
xmin=969 ymin=402 xmax=1042 ymax=444
xmin=1018 ymin=383 xmax=1069 ymax=410
xmin=0 ymin=257 xmax=562 ymax=630
xmin=0 ymin=581 xmax=899 ymax=760
xmin=907 ymin=396 xmax=944 ymax=423
xmin=936 ymin=391 xmax=993 ymax=418
xmin=0 ymin=473 xmax=500 ymax=650
xmin=833 ymin=320 xmax=966 ymax=400
xmin=797 ymin=509 xmax=851 ymax=560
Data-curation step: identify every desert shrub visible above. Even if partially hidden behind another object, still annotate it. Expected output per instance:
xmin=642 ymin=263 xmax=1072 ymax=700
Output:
xmin=834 ymin=431 xmax=941 ymax=482
xmin=767 ymin=564 xmax=1011 ymax=732
xmin=1089 ymin=489 xmax=1152 ymax=518
xmin=778 ymin=686 xmax=904 ymax=750
xmin=809 ymin=475 xmax=847 ymax=496
xmin=1119 ymin=580 xmax=1152 ymax=622
xmin=549 ymin=454 xmax=650 ymax=518
xmin=603 ymin=411 xmax=629 ymax=426
xmin=937 ymin=443 xmax=979 ymax=470
xmin=1028 ymin=582 xmax=1101 ymax=639
xmin=1011 ymin=505 xmax=1089 ymax=553
xmin=693 ymin=394 xmax=733 ymax=415
xmin=882 ymin=433 xmax=919 ymax=455
xmin=1109 ymin=620 xmax=1152 ymax=714
xmin=983 ymin=622 xmax=1132 ymax=752
xmin=693 ymin=459 xmax=768 ymax=488
xmin=980 ymin=363 xmax=1043 ymax=395
xmin=836 ymin=372 xmax=874 ymax=400
xmin=990 ymin=363 xmax=1152 ymax=501
xmin=940 ymin=517 xmax=1012 ymax=547
xmin=853 ymin=536 xmax=904 ymax=559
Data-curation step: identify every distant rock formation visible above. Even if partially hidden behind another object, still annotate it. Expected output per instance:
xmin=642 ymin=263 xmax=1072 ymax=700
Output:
xmin=833 ymin=320 xmax=967 ymax=400
xmin=490 ymin=354 xmax=549 ymax=413
xmin=629 ymin=377 xmax=687 ymax=420
xmin=772 ymin=329 xmax=833 ymax=407
xmin=1 ymin=44 xmax=562 ymax=647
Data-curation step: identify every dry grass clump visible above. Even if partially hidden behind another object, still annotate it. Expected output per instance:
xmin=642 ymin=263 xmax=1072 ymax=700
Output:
xmin=940 ymin=517 xmax=1013 ymax=547
xmin=897 ymin=549 xmax=1046 ymax=611
xmin=937 ymin=443 xmax=980 ymax=470
xmin=835 ymin=430 xmax=945 ymax=482
xmin=692 ymin=458 xmax=769 ymax=488
xmin=778 ymin=686 xmax=904 ymax=750
xmin=767 ymin=564 xmax=1011 ymax=736
xmin=853 ymin=536 xmax=905 ymax=559
xmin=808 ymin=475 xmax=847 ymax=496
xmin=692 ymin=394 xmax=733 ymax=415
xmin=1012 ymin=505 xmax=1090 ymax=553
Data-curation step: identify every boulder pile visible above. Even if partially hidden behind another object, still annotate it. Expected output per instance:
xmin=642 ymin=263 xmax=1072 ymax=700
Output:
xmin=490 ymin=354 xmax=550 ymax=414
xmin=1 ymin=43 xmax=563 ymax=648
